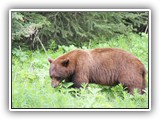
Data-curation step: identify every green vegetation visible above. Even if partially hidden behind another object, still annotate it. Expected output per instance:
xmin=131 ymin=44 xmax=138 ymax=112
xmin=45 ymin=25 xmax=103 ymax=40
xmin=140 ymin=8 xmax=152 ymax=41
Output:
xmin=12 ymin=33 xmax=148 ymax=108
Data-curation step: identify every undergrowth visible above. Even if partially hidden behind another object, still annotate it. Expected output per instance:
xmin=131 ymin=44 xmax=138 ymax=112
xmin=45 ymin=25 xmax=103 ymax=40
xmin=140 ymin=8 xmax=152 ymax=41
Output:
xmin=12 ymin=33 xmax=149 ymax=108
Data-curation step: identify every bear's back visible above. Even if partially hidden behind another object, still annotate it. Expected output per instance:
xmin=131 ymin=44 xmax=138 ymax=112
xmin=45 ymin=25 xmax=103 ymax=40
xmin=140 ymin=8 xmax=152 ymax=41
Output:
xmin=90 ymin=48 xmax=136 ymax=63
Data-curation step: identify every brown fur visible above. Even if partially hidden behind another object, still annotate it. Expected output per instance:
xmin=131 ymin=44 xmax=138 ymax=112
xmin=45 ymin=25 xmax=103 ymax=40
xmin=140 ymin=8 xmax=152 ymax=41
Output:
xmin=48 ymin=48 xmax=146 ymax=94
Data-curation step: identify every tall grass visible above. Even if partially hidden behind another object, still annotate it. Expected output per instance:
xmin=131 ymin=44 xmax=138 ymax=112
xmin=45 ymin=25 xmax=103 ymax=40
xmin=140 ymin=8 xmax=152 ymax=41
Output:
xmin=12 ymin=33 xmax=149 ymax=108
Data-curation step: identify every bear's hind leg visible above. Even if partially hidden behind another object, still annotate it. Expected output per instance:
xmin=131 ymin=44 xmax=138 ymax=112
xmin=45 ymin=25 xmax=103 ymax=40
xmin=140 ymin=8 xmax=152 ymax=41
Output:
xmin=119 ymin=75 xmax=144 ymax=94
xmin=127 ymin=85 xmax=145 ymax=94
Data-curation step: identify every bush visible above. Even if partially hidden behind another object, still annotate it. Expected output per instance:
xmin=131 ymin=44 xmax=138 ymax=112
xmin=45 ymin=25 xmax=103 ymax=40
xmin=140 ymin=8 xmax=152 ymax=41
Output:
xmin=11 ymin=11 xmax=149 ymax=50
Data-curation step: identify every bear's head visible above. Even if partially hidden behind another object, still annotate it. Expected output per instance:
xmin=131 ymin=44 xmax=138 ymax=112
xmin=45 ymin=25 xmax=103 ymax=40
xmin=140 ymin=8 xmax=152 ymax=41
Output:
xmin=48 ymin=57 xmax=73 ymax=88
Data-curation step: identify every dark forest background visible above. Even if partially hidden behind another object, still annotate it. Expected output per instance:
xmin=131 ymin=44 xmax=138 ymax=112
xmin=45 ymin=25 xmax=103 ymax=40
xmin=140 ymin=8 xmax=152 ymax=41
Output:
xmin=12 ymin=11 xmax=148 ymax=50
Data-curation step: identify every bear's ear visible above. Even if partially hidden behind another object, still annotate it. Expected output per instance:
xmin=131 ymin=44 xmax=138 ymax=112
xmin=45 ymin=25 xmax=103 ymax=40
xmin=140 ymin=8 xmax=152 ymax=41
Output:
xmin=48 ymin=58 xmax=54 ymax=63
xmin=61 ymin=58 xmax=69 ymax=67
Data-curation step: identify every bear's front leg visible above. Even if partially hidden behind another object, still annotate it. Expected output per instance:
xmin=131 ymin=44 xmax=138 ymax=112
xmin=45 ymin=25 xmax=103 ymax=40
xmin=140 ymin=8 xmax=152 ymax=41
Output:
xmin=72 ymin=73 xmax=89 ymax=88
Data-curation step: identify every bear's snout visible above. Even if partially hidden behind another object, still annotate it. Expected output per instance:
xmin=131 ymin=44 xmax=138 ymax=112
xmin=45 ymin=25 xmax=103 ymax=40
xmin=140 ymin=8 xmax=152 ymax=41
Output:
xmin=51 ymin=79 xmax=60 ymax=88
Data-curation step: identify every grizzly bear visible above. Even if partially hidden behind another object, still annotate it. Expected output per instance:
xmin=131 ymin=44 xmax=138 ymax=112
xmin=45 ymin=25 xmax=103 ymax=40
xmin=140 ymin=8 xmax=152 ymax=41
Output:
xmin=48 ymin=48 xmax=146 ymax=94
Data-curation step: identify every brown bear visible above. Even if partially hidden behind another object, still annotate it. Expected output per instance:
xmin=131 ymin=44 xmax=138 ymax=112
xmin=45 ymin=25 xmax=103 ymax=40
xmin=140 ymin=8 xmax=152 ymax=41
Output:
xmin=48 ymin=48 xmax=146 ymax=94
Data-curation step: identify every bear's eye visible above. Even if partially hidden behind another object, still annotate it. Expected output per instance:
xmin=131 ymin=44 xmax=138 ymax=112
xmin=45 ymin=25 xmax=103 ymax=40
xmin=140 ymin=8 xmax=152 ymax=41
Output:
xmin=55 ymin=76 xmax=61 ymax=80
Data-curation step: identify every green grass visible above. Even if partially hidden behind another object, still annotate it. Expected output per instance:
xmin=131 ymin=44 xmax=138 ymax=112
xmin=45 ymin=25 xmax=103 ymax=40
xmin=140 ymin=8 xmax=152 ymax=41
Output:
xmin=12 ymin=33 xmax=149 ymax=108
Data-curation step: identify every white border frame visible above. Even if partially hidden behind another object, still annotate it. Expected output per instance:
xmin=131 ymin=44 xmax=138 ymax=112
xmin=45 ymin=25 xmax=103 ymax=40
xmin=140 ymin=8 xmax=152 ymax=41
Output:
xmin=9 ymin=9 xmax=151 ymax=111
